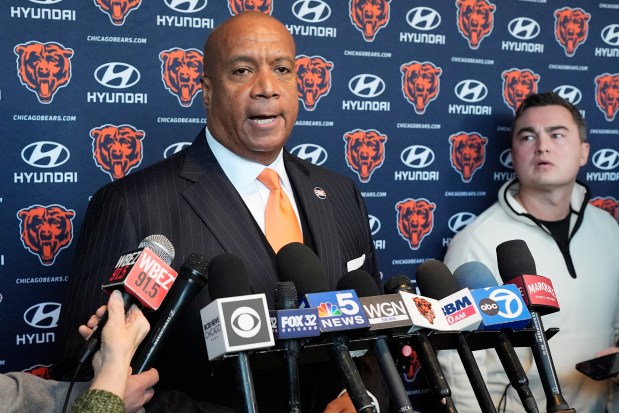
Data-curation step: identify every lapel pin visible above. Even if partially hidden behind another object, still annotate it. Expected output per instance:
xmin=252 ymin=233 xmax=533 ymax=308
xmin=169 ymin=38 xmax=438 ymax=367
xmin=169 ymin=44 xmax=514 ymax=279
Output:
xmin=314 ymin=187 xmax=327 ymax=199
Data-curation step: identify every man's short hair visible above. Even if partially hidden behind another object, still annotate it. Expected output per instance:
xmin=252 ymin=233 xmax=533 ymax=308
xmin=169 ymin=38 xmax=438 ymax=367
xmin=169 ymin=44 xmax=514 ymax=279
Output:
xmin=511 ymin=91 xmax=587 ymax=142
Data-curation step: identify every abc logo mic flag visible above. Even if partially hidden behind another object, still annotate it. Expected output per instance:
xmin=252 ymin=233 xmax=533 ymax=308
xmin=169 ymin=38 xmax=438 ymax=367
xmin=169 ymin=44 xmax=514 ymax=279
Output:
xmin=201 ymin=293 xmax=274 ymax=360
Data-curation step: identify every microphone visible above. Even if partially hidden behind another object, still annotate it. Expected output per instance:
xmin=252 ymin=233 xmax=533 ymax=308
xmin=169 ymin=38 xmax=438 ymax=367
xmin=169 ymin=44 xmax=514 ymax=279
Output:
xmin=271 ymin=281 xmax=318 ymax=413
xmin=132 ymin=252 xmax=210 ymax=374
xmin=453 ymin=261 xmax=538 ymax=413
xmin=78 ymin=234 xmax=177 ymax=365
xmin=496 ymin=240 xmax=575 ymax=413
xmin=279 ymin=243 xmax=376 ymax=413
xmin=416 ymin=259 xmax=497 ymax=413
xmin=338 ymin=270 xmax=414 ymax=413
xmin=384 ymin=269 xmax=457 ymax=413
xmin=200 ymin=253 xmax=274 ymax=413
xmin=276 ymin=242 xmax=329 ymax=294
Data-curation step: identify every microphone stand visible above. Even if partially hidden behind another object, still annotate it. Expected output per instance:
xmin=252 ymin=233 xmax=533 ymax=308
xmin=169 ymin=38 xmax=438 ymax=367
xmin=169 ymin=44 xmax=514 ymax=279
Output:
xmin=236 ymin=351 xmax=259 ymax=413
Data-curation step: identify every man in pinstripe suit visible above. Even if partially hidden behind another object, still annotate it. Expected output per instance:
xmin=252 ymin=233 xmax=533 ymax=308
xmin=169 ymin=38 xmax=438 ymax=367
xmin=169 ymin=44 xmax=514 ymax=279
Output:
xmin=53 ymin=11 xmax=386 ymax=413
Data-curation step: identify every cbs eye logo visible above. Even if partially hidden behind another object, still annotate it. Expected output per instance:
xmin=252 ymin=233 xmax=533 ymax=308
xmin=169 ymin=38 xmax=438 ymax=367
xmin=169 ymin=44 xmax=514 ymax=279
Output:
xmin=230 ymin=306 xmax=262 ymax=338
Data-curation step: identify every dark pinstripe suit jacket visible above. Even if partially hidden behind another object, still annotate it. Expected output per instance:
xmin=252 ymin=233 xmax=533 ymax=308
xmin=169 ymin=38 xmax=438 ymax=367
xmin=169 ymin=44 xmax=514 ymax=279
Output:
xmin=54 ymin=128 xmax=385 ymax=412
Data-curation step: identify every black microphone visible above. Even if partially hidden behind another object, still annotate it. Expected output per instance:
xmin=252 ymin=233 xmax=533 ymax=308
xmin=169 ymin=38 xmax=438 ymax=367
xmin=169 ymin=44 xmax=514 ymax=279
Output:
xmin=132 ymin=252 xmax=210 ymax=373
xmin=78 ymin=234 xmax=176 ymax=365
xmin=338 ymin=270 xmax=414 ymax=413
xmin=206 ymin=253 xmax=260 ymax=413
xmin=384 ymin=268 xmax=457 ymax=413
xmin=453 ymin=261 xmax=539 ymax=413
xmin=416 ymin=259 xmax=500 ymax=413
xmin=277 ymin=242 xmax=376 ymax=413
xmin=273 ymin=281 xmax=303 ymax=413
xmin=496 ymin=240 xmax=575 ymax=413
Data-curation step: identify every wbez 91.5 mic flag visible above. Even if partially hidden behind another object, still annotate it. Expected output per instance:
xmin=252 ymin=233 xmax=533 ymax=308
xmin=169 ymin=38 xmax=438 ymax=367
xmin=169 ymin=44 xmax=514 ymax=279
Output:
xmin=78 ymin=234 xmax=178 ymax=365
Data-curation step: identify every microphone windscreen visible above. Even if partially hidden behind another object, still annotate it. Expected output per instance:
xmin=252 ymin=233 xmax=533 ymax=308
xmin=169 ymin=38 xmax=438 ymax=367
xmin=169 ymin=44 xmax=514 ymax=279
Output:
xmin=276 ymin=242 xmax=328 ymax=296
xmin=496 ymin=239 xmax=537 ymax=283
xmin=415 ymin=259 xmax=459 ymax=300
xmin=208 ymin=253 xmax=251 ymax=299
xmin=384 ymin=274 xmax=415 ymax=294
xmin=275 ymin=281 xmax=298 ymax=310
xmin=179 ymin=252 xmax=210 ymax=287
xmin=336 ymin=269 xmax=380 ymax=297
xmin=453 ymin=261 xmax=498 ymax=290
xmin=139 ymin=234 xmax=175 ymax=265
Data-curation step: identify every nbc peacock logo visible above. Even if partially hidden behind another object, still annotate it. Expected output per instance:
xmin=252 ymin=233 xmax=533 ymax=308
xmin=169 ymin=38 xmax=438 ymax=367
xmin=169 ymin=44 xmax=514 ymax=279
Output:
xmin=317 ymin=302 xmax=342 ymax=318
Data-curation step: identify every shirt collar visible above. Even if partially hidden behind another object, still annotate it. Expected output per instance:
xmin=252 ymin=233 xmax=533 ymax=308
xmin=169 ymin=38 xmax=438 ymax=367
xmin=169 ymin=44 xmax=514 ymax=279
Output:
xmin=205 ymin=128 xmax=290 ymax=193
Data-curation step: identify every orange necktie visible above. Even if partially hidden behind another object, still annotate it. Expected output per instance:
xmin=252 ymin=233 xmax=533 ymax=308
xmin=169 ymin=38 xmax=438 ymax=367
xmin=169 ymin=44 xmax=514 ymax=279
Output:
xmin=257 ymin=168 xmax=303 ymax=253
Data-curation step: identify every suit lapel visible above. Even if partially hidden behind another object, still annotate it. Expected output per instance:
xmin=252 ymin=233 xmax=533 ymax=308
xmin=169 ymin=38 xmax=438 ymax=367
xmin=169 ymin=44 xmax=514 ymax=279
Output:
xmin=285 ymin=153 xmax=342 ymax=290
xmin=179 ymin=131 xmax=278 ymax=303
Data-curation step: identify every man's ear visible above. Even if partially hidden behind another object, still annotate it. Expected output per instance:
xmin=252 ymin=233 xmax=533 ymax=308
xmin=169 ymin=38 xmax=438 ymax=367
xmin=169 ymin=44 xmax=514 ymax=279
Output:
xmin=200 ymin=76 xmax=211 ymax=109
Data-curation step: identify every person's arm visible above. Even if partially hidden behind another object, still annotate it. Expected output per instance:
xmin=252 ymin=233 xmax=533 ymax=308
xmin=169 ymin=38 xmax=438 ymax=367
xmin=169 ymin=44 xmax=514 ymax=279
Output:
xmin=71 ymin=290 xmax=155 ymax=413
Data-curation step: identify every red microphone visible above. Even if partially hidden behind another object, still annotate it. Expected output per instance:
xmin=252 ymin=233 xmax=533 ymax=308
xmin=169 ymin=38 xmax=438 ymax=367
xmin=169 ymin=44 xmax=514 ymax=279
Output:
xmin=78 ymin=234 xmax=178 ymax=364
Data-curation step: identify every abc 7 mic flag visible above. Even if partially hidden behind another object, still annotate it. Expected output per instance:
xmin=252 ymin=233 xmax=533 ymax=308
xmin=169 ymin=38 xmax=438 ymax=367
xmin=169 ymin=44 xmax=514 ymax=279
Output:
xmin=201 ymin=293 xmax=275 ymax=360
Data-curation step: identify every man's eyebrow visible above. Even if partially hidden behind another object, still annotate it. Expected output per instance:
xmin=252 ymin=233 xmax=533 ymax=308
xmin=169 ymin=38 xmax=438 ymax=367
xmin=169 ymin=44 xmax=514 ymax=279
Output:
xmin=515 ymin=126 xmax=536 ymax=135
xmin=515 ymin=125 xmax=568 ymax=135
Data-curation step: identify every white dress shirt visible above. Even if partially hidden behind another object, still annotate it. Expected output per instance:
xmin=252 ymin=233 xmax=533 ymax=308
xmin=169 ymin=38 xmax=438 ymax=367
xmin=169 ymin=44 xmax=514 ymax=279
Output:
xmin=205 ymin=128 xmax=303 ymax=235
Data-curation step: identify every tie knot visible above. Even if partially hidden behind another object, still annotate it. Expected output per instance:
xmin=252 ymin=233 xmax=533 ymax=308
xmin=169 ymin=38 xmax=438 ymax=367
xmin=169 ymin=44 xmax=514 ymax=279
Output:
xmin=258 ymin=168 xmax=281 ymax=191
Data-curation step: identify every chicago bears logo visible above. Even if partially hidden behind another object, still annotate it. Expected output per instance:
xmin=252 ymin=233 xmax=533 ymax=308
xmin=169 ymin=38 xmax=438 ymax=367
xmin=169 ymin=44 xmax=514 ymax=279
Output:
xmin=228 ymin=0 xmax=272 ymax=15
xmin=594 ymin=73 xmax=619 ymax=122
xmin=413 ymin=296 xmax=436 ymax=324
xmin=94 ymin=0 xmax=141 ymax=25
xmin=395 ymin=198 xmax=436 ymax=250
xmin=401 ymin=348 xmax=422 ymax=383
xmin=449 ymin=132 xmax=488 ymax=183
xmin=456 ymin=0 xmax=496 ymax=49
xmin=400 ymin=61 xmax=442 ymax=115
xmin=296 ymin=55 xmax=333 ymax=111
xmin=590 ymin=196 xmax=619 ymax=221
xmin=23 ymin=365 xmax=52 ymax=379
xmin=554 ymin=7 xmax=590 ymax=57
xmin=17 ymin=204 xmax=75 ymax=266
xmin=14 ymin=41 xmax=73 ymax=104
xmin=349 ymin=0 xmax=391 ymax=42
xmin=160 ymin=48 xmax=203 ymax=107
xmin=343 ymin=129 xmax=387 ymax=183
xmin=502 ymin=68 xmax=540 ymax=114
xmin=91 ymin=124 xmax=144 ymax=180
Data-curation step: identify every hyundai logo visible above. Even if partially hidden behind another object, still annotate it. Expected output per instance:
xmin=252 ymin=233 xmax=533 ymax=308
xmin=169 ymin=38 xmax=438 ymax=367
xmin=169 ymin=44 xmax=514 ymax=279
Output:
xmin=499 ymin=149 xmax=513 ymax=169
xmin=601 ymin=24 xmax=619 ymax=47
xmin=164 ymin=142 xmax=191 ymax=158
xmin=348 ymin=74 xmax=385 ymax=99
xmin=448 ymin=212 xmax=476 ymax=233
xmin=291 ymin=143 xmax=328 ymax=165
xmin=400 ymin=145 xmax=435 ymax=168
xmin=165 ymin=0 xmax=208 ymax=13
xmin=508 ymin=17 xmax=540 ymax=40
xmin=22 ymin=141 xmax=70 ymax=168
xmin=94 ymin=62 xmax=140 ymax=89
xmin=368 ymin=215 xmax=381 ymax=235
xmin=553 ymin=85 xmax=582 ymax=105
xmin=454 ymin=80 xmax=487 ymax=103
xmin=592 ymin=149 xmax=619 ymax=170
xmin=29 ymin=0 xmax=63 ymax=4
xmin=406 ymin=7 xmax=441 ymax=31
xmin=292 ymin=0 xmax=331 ymax=23
xmin=24 ymin=302 xmax=61 ymax=329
